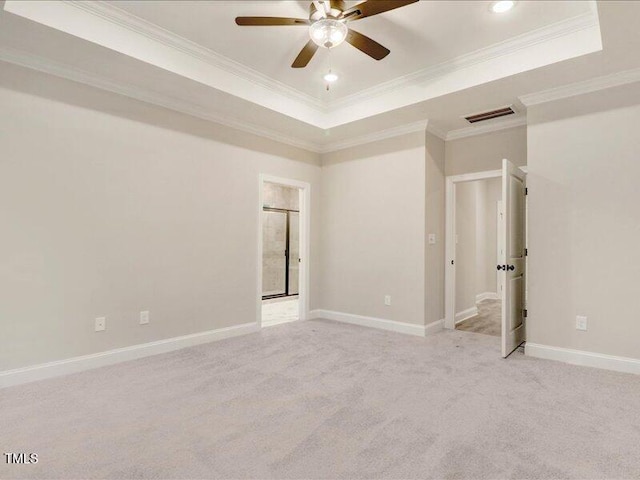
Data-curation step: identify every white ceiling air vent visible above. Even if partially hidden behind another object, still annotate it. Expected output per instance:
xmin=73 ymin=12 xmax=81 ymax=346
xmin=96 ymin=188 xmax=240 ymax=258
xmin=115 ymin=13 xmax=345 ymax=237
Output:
xmin=464 ymin=105 xmax=516 ymax=123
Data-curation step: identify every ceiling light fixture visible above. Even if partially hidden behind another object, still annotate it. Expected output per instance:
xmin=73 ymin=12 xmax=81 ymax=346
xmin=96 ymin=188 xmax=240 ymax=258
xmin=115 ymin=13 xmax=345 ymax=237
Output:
xmin=309 ymin=18 xmax=348 ymax=48
xmin=323 ymin=71 xmax=338 ymax=83
xmin=491 ymin=1 xmax=515 ymax=13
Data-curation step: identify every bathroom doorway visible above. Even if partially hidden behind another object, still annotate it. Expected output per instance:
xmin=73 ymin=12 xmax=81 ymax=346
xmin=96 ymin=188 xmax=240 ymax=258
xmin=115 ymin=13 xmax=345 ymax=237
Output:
xmin=258 ymin=176 xmax=309 ymax=327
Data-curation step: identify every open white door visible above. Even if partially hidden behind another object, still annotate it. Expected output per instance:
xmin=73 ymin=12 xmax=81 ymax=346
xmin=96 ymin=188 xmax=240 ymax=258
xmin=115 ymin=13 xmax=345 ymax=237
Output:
xmin=500 ymin=159 xmax=527 ymax=358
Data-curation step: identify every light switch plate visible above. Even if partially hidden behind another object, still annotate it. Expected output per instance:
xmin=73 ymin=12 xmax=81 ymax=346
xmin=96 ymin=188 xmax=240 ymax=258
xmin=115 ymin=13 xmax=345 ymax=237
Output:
xmin=576 ymin=315 xmax=587 ymax=331
xmin=140 ymin=310 xmax=150 ymax=325
xmin=384 ymin=295 xmax=391 ymax=306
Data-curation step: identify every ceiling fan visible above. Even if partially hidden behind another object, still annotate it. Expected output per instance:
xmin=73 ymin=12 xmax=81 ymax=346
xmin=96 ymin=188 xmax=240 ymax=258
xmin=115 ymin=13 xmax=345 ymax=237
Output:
xmin=235 ymin=0 xmax=419 ymax=68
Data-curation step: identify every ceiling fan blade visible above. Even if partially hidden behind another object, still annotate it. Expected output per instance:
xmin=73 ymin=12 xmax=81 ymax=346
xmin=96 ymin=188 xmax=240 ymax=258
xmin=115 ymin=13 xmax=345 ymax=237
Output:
xmin=292 ymin=39 xmax=319 ymax=68
xmin=235 ymin=17 xmax=310 ymax=26
xmin=341 ymin=0 xmax=419 ymax=21
xmin=346 ymin=29 xmax=390 ymax=60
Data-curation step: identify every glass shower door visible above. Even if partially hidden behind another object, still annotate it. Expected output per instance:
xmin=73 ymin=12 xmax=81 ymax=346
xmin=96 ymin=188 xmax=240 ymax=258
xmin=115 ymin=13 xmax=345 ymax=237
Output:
xmin=262 ymin=210 xmax=287 ymax=297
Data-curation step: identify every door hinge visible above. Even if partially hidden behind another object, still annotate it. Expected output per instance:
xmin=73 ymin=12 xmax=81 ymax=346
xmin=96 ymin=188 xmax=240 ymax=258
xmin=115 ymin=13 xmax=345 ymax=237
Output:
xmin=525 ymin=188 xmax=528 ymax=195
xmin=525 ymin=248 xmax=528 ymax=256
xmin=523 ymin=309 xmax=528 ymax=318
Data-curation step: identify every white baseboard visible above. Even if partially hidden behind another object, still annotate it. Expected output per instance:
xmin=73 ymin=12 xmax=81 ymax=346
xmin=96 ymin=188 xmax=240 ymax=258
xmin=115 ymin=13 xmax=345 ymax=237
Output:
xmin=0 ymin=322 xmax=259 ymax=389
xmin=476 ymin=292 xmax=498 ymax=303
xmin=526 ymin=343 xmax=640 ymax=375
xmin=310 ymin=309 xmax=443 ymax=337
xmin=455 ymin=306 xmax=478 ymax=324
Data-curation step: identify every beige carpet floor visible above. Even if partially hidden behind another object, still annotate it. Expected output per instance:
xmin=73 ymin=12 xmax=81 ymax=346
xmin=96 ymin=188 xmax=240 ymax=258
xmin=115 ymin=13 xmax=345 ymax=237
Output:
xmin=457 ymin=298 xmax=502 ymax=337
xmin=2 ymin=320 xmax=640 ymax=479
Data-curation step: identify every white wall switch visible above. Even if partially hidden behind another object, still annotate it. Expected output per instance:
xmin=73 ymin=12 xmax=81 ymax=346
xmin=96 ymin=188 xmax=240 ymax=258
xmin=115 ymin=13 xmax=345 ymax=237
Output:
xmin=140 ymin=310 xmax=150 ymax=325
xmin=576 ymin=315 xmax=588 ymax=331
xmin=428 ymin=234 xmax=436 ymax=244
xmin=95 ymin=316 xmax=106 ymax=332
xmin=384 ymin=295 xmax=391 ymax=306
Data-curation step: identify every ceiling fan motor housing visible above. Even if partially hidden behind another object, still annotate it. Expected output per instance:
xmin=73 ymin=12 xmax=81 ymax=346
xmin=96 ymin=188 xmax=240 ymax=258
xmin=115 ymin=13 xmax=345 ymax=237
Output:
xmin=310 ymin=0 xmax=346 ymax=21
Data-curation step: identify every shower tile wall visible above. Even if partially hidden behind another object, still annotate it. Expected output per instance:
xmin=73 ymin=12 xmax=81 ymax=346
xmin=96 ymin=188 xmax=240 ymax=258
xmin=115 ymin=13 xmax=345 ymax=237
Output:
xmin=263 ymin=183 xmax=299 ymax=211
xmin=262 ymin=183 xmax=300 ymax=297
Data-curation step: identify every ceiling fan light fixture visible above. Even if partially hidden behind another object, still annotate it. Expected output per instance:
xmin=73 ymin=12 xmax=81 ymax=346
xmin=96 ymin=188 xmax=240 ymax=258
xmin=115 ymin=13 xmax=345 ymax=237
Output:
xmin=490 ymin=1 xmax=515 ymax=13
xmin=309 ymin=19 xmax=348 ymax=48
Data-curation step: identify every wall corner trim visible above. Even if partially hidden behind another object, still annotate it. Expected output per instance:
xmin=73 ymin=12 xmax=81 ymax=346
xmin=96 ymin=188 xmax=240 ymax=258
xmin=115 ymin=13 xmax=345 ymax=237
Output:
xmin=525 ymin=343 xmax=640 ymax=375
xmin=0 ymin=322 xmax=259 ymax=389
xmin=309 ymin=309 xmax=443 ymax=337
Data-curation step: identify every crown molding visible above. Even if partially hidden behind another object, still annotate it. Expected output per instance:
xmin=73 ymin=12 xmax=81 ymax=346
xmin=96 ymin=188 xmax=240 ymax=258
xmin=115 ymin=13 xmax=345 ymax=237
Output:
xmin=327 ymin=6 xmax=600 ymax=111
xmin=319 ymin=120 xmax=429 ymax=153
xmin=65 ymin=1 xmax=325 ymax=112
xmin=0 ymin=46 xmax=324 ymax=153
xmin=518 ymin=67 xmax=640 ymax=107
xmin=445 ymin=116 xmax=527 ymax=141
xmin=0 ymin=45 xmax=437 ymax=155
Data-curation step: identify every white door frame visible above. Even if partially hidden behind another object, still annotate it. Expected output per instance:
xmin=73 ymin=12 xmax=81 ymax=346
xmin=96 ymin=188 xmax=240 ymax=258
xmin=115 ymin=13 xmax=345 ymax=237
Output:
xmin=257 ymin=175 xmax=311 ymax=327
xmin=444 ymin=164 xmax=527 ymax=330
xmin=496 ymin=200 xmax=504 ymax=300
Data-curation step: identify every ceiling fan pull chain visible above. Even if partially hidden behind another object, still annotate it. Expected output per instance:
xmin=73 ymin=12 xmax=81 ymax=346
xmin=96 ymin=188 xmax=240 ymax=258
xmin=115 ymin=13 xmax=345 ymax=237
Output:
xmin=326 ymin=48 xmax=333 ymax=92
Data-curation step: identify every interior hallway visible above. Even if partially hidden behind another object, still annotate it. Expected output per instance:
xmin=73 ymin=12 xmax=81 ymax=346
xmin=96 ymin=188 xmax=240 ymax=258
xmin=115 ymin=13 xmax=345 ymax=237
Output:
xmin=456 ymin=299 xmax=501 ymax=337
xmin=2 ymin=320 xmax=639 ymax=480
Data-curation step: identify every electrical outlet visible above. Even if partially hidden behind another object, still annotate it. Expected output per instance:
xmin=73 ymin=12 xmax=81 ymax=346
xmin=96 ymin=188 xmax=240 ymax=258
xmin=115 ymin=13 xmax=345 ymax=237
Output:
xmin=95 ymin=317 xmax=106 ymax=332
xmin=384 ymin=295 xmax=391 ymax=306
xmin=140 ymin=310 xmax=150 ymax=325
xmin=576 ymin=315 xmax=587 ymax=331
xmin=428 ymin=234 xmax=436 ymax=245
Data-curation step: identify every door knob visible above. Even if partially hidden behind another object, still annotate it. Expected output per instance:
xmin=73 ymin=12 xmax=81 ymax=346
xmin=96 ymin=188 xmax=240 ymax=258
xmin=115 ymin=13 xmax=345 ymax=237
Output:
xmin=497 ymin=265 xmax=506 ymax=271
xmin=507 ymin=265 xmax=515 ymax=271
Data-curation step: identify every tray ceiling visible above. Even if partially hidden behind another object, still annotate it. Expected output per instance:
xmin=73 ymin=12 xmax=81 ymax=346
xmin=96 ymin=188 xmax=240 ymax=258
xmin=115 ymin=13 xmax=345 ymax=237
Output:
xmin=2 ymin=1 xmax=639 ymax=152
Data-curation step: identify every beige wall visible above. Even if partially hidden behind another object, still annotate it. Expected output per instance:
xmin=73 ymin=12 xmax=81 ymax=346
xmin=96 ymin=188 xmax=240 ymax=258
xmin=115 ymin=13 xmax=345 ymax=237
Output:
xmin=455 ymin=182 xmax=478 ymax=313
xmin=425 ymin=132 xmax=446 ymax=325
xmin=475 ymin=178 xmax=501 ymax=296
xmin=320 ymin=133 xmax=427 ymax=325
xmin=527 ymin=83 xmax=640 ymax=360
xmin=446 ymin=126 xmax=527 ymax=176
xmin=0 ymin=64 xmax=321 ymax=370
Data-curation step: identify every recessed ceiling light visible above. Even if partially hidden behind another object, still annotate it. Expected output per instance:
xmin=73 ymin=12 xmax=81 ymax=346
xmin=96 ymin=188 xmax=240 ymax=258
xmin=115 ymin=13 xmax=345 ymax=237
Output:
xmin=491 ymin=1 xmax=515 ymax=13
xmin=323 ymin=71 xmax=338 ymax=83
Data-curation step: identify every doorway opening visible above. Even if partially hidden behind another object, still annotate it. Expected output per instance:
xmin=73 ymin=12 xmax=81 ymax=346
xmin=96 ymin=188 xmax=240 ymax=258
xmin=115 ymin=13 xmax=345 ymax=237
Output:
xmin=444 ymin=161 xmax=527 ymax=358
xmin=258 ymin=176 xmax=310 ymax=328
xmin=451 ymin=176 xmax=503 ymax=337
